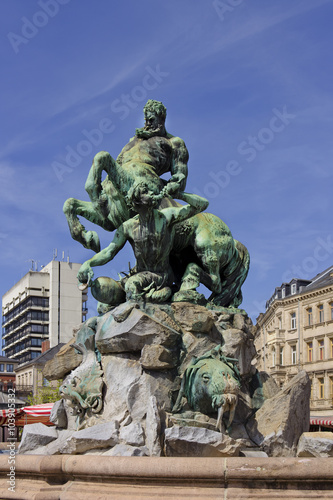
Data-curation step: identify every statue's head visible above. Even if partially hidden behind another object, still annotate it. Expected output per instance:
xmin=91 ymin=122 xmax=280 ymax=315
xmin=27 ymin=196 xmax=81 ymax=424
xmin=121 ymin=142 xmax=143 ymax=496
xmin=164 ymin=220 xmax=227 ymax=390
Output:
xmin=136 ymin=100 xmax=167 ymax=139
xmin=143 ymin=99 xmax=167 ymax=121
xmin=126 ymin=181 xmax=160 ymax=211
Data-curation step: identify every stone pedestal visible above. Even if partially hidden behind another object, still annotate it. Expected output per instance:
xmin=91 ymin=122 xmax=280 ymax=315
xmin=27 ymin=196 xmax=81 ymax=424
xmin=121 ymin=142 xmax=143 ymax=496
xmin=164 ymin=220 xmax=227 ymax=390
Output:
xmin=1 ymin=455 xmax=333 ymax=499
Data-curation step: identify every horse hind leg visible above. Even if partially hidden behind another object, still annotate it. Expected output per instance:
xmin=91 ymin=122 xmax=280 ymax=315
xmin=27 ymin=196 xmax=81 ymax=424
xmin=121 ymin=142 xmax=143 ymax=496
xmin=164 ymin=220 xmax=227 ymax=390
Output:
xmin=63 ymin=198 xmax=101 ymax=253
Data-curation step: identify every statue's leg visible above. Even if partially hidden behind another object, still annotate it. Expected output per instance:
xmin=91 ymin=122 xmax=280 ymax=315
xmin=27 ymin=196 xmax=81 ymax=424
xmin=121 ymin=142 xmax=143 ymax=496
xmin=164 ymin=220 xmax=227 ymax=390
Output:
xmin=211 ymin=240 xmax=250 ymax=307
xmin=179 ymin=262 xmax=202 ymax=291
xmin=85 ymin=151 xmax=131 ymax=230
xmin=85 ymin=151 xmax=118 ymax=200
xmin=199 ymin=248 xmax=223 ymax=294
xmin=173 ymin=263 xmax=208 ymax=304
xmin=63 ymin=198 xmax=101 ymax=253
xmin=124 ymin=272 xmax=171 ymax=303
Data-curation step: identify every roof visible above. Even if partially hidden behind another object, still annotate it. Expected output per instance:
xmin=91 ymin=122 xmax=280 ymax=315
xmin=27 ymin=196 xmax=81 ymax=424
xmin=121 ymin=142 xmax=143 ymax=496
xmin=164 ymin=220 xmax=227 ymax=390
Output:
xmin=264 ymin=264 xmax=333 ymax=312
xmin=0 ymin=356 xmax=19 ymax=364
xmin=305 ymin=265 xmax=333 ymax=292
xmin=16 ymin=344 xmax=65 ymax=371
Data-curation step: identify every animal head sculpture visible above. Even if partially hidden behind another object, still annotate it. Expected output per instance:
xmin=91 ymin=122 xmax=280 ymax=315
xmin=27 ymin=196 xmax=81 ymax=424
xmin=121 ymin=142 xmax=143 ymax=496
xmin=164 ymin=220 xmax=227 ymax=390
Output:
xmin=59 ymin=335 xmax=104 ymax=428
xmin=173 ymin=345 xmax=241 ymax=433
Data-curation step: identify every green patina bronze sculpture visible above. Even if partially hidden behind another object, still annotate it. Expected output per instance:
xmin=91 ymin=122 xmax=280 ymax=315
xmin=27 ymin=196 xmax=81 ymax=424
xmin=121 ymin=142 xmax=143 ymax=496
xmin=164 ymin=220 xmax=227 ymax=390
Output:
xmin=59 ymin=334 xmax=104 ymax=429
xmin=62 ymin=100 xmax=251 ymax=433
xmin=172 ymin=345 xmax=241 ymax=433
xmin=65 ymin=99 xmax=249 ymax=307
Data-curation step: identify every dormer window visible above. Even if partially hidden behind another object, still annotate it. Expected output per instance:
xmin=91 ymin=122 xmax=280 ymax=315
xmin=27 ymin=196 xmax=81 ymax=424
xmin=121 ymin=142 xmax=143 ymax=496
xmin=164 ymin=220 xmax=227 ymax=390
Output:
xmin=291 ymin=283 xmax=296 ymax=295
xmin=282 ymin=288 xmax=286 ymax=298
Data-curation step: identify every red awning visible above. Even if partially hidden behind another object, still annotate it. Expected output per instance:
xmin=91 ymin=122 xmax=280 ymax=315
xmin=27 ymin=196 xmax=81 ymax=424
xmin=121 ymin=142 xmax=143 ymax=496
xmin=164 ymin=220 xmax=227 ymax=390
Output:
xmin=0 ymin=403 xmax=54 ymax=426
xmin=310 ymin=418 xmax=333 ymax=428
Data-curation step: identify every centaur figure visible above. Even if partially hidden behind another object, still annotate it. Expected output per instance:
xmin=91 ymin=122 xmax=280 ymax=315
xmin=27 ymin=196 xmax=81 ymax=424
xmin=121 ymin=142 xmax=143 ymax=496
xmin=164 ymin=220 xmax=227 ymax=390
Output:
xmin=63 ymin=99 xmax=188 ymax=253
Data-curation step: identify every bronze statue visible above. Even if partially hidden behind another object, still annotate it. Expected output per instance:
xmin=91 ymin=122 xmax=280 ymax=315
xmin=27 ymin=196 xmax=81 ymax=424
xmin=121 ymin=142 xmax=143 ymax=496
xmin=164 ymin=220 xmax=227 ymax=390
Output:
xmin=66 ymin=99 xmax=250 ymax=307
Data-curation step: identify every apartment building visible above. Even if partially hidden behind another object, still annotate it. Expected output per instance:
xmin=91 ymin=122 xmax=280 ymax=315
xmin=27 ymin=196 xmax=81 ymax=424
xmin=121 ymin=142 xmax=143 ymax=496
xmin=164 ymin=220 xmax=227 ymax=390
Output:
xmin=255 ymin=265 xmax=333 ymax=418
xmin=2 ymin=259 xmax=88 ymax=365
xmin=0 ymin=355 xmax=19 ymax=392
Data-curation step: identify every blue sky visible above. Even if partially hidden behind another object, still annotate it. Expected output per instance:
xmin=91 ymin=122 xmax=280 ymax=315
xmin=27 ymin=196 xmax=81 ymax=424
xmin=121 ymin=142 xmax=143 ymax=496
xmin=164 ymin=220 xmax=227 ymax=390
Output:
xmin=1 ymin=0 xmax=333 ymax=321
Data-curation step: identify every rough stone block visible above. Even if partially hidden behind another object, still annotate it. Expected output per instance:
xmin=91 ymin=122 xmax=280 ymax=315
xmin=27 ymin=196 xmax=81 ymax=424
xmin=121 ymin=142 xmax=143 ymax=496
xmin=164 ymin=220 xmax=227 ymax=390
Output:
xmin=18 ymin=423 xmax=58 ymax=454
xmin=164 ymin=425 xmax=241 ymax=457
xmin=145 ymin=396 xmax=162 ymax=456
xmin=43 ymin=337 xmax=82 ymax=380
xmin=119 ymin=421 xmax=145 ymax=446
xmin=49 ymin=399 xmax=68 ymax=428
xmin=246 ymin=370 xmax=311 ymax=457
xmin=171 ymin=302 xmax=214 ymax=334
xmin=59 ymin=421 xmax=119 ymax=454
xmin=96 ymin=308 xmax=180 ymax=353
xmin=140 ymin=344 xmax=178 ymax=370
xmin=297 ymin=432 xmax=333 ymax=457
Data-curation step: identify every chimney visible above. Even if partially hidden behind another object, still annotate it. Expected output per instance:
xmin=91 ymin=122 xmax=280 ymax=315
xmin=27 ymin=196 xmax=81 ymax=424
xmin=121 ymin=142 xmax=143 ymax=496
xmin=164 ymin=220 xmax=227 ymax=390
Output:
xmin=41 ymin=340 xmax=50 ymax=353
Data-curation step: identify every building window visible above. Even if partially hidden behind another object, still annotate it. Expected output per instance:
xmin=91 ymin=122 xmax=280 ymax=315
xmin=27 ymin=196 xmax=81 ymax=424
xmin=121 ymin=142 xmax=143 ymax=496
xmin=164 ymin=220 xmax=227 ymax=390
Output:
xmin=279 ymin=347 xmax=284 ymax=366
xmin=330 ymin=377 xmax=333 ymax=400
xmin=0 ymin=364 xmax=4 ymax=372
xmin=318 ymin=378 xmax=325 ymax=399
xmin=272 ymin=348 xmax=276 ymax=367
xmin=318 ymin=340 xmax=325 ymax=361
xmin=291 ymin=283 xmax=296 ymax=295
xmin=6 ymin=364 xmax=13 ymax=373
xmin=291 ymin=312 xmax=297 ymax=330
xmin=278 ymin=316 xmax=282 ymax=329
xmin=307 ymin=342 xmax=313 ymax=362
xmin=330 ymin=302 xmax=333 ymax=321
xmin=331 ymin=338 xmax=333 ymax=358
xmin=291 ymin=345 xmax=297 ymax=365
xmin=282 ymin=288 xmax=286 ymax=298
xmin=307 ymin=308 xmax=313 ymax=326
xmin=318 ymin=304 xmax=324 ymax=323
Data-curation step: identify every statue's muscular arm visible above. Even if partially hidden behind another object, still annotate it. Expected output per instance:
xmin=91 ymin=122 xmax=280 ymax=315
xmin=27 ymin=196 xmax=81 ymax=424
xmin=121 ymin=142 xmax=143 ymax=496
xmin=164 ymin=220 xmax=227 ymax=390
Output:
xmin=77 ymin=225 xmax=128 ymax=283
xmin=168 ymin=136 xmax=189 ymax=192
xmin=162 ymin=192 xmax=209 ymax=226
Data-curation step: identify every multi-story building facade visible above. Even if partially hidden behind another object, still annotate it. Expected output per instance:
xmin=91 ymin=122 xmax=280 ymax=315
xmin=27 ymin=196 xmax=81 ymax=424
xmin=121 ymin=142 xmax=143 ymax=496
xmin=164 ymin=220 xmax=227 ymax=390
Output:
xmin=255 ymin=265 xmax=333 ymax=418
xmin=15 ymin=343 xmax=64 ymax=401
xmin=2 ymin=259 xmax=88 ymax=365
xmin=0 ymin=356 xmax=19 ymax=392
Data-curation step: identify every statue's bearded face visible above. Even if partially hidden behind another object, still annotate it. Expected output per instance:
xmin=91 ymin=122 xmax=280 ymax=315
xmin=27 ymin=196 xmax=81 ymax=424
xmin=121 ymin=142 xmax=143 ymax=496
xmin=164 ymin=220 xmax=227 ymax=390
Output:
xmin=135 ymin=110 xmax=166 ymax=139
xmin=144 ymin=110 xmax=162 ymax=131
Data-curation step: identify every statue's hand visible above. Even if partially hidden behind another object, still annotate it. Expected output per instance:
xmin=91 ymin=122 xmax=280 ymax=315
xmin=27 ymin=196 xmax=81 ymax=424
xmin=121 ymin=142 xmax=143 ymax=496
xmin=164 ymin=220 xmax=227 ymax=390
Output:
xmin=77 ymin=263 xmax=94 ymax=284
xmin=170 ymin=173 xmax=186 ymax=185
xmin=164 ymin=180 xmax=180 ymax=198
